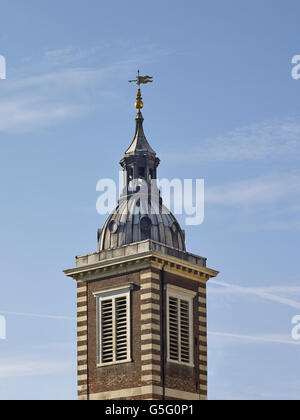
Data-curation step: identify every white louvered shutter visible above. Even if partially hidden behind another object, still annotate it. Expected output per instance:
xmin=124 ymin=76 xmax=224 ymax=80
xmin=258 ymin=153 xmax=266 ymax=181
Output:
xmin=168 ymin=294 xmax=192 ymax=365
xmin=180 ymin=299 xmax=190 ymax=364
xmin=101 ymin=298 xmax=114 ymax=363
xmin=115 ymin=295 xmax=128 ymax=361
xmin=99 ymin=290 xmax=130 ymax=365
xmin=169 ymin=296 xmax=179 ymax=361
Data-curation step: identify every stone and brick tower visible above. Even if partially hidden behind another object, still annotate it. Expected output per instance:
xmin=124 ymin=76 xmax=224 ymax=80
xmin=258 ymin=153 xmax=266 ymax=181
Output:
xmin=64 ymin=77 xmax=218 ymax=400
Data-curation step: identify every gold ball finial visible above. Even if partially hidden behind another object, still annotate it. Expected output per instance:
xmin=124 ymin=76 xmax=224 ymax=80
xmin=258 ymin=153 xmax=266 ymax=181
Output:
xmin=135 ymin=88 xmax=143 ymax=110
xmin=129 ymin=70 xmax=153 ymax=111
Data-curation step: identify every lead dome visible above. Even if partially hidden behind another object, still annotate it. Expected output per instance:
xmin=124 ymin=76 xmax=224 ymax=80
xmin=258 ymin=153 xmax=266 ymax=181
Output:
xmin=97 ymin=88 xmax=186 ymax=252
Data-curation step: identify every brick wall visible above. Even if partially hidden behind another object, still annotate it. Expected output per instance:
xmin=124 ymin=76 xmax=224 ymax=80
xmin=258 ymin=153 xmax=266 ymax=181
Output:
xmin=87 ymin=271 xmax=141 ymax=396
xmin=77 ymin=266 xmax=208 ymax=400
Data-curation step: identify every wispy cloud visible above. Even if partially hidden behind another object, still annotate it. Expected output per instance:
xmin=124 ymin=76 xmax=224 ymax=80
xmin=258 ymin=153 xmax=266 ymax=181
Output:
xmin=0 ymin=41 xmax=173 ymax=133
xmin=4 ymin=66 xmax=113 ymax=91
xmin=0 ymin=310 xmax=75 ymax=321
xmin=203 ymin=172 xmax=300 ymax=231
xmin=209 ymin=280 xmax=300 ymax=310
xmin=167 ymin=117 xmax=300 ymax=163
xmin=43 ymin=42 xmax=172 ymax=68
xmin=44 ymin=46 xmax=99 ymax=66
xmin=0 ymin=96 xmax=86 ymax=133
xmin=206 ymin=172 xmax=300 ymax=205
xmin=0 ymin=359 xmax=74 ymax=378
xmin=208 ymin=331 xmax=300 ymax=346
xmin=256 ymin=219 xmax=300 ymax=231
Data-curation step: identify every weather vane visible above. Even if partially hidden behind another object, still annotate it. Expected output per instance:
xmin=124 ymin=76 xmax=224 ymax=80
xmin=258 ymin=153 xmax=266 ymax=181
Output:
xmin=129 ymin=70 xmax=153 ymax=111
xmin=128 ymin=69 xmax=153 ymax=86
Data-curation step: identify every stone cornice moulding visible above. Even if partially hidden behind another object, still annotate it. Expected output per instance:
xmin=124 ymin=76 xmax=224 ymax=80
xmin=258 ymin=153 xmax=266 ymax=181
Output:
xmin=64 ymin=251 xmax=219 ymax=284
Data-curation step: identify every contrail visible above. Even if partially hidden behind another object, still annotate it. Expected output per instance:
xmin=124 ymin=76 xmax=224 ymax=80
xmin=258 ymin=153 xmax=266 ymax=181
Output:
xmin=209 ymin=280 xmax=300 ymax=310
xmin=208 ymin=331 xmax=300 ymax=346
xmin=0 ymin=310 xmax=75 ymax=321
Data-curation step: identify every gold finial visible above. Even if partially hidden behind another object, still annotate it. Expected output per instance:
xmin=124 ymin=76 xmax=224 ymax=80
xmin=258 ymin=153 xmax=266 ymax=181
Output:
xmin=135 ymin=88 xmax=143 ymax=110
xmin=129 ymin=70 xmax=153 ymax=111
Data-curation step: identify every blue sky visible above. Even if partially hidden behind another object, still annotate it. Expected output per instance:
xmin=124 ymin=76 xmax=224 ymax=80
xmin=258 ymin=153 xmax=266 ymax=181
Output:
xmin=0 ymin=0 xmax=300 ymax=400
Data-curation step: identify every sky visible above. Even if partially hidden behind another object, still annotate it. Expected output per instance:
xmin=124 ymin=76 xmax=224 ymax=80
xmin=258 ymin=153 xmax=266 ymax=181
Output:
xmin=0 ymin=0 xmax=300 ymax=400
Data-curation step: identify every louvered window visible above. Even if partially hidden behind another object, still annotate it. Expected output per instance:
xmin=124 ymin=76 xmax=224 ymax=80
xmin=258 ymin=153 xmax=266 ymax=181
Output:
xmin=95 ymin=287 xmax=131 ymax=366
xmin=167 ymin=286 xmax=194 ymax=366
xmin=169 ymin=297 xmax=179 ymax=361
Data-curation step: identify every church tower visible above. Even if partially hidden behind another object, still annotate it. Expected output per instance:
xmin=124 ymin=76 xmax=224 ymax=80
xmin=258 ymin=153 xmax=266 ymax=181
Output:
xmin=64 ymin=74 xmax=218 ymax=400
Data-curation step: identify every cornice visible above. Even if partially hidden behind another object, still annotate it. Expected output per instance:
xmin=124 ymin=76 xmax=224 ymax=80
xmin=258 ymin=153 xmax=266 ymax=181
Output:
xmin=63 ymin=250 xmax=219 ymax=284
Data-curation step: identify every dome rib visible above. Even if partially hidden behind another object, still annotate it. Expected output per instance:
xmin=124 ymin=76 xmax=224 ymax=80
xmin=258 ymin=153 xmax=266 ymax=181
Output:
xmin=98 ymin=196 xmax=186 ymax=252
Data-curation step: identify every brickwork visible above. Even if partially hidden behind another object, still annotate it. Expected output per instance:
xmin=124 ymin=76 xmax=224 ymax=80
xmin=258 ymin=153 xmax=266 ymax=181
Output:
xmin=163 ymin=271 xmax=200 ymax=396
xmin=140 ymin=269 xmax=162 ymax=399
xmin=77 ymin=280 xmax=88 ymax=400
xmin=86 ymin=271 xmax=141 ymax=396
xmin=68 ymin=255 xmax=216 ymax=400
xmin=198 ymin=283 xmax=208 ymax=400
